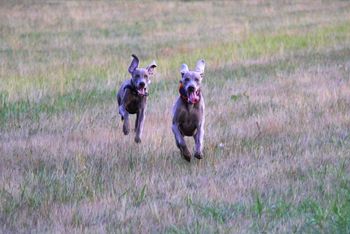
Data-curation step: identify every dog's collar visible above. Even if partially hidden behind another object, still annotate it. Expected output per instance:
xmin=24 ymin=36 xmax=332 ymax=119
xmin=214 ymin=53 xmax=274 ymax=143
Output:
xmin=179 ymin=82 xmax=200 ymax=104
xmin=124 ymin=80 xmax=148 ymax=97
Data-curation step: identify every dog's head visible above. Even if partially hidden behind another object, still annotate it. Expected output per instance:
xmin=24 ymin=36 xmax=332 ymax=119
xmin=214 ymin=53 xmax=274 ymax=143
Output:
xmin=180 ymin=59 xmax=205 ymax=103
xmin=128 ymin=54 xmax=157 ymax=96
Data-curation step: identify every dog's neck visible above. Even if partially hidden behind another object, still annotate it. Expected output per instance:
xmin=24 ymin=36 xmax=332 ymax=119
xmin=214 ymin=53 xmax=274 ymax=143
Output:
xmin=178 ymin=82 xmax=201 ymax=105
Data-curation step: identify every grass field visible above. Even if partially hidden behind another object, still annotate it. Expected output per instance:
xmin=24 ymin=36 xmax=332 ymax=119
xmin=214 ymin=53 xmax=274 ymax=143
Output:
xmin=1 ymin=1 xmax=350 ymax=233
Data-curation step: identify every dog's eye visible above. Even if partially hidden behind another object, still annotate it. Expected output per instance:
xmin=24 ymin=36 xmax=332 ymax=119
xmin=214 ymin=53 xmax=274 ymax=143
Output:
xmin=144 ymin=75 xmax=148 ymax=79
xmin=195 ymin=78 xmax=199 ymax=82
xmin=135 ymin=74 xmax=140 ymax=78
xmin=184 ymin=78 xmax=190 ymax=82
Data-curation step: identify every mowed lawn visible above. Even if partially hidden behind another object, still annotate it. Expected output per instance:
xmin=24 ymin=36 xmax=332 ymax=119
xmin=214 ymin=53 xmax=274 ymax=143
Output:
xmin=1 ymin=1 xmax=350 ymax=233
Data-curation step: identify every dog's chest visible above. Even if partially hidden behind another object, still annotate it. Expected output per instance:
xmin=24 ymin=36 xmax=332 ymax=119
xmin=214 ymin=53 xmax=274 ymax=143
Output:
xmin=180 ymin=109 xmax=200 ymax=122
xmin=178 ymin=107 xmax=202 ymax=136
xmin=125 ymin=95 xmax=145 ymax=114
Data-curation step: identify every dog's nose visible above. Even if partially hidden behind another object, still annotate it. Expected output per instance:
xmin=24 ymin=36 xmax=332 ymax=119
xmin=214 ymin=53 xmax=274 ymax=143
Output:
xmin=188 ymin=86 xmax=195 ymax=92
xmin=139 ymin=81 xmax=145 ymax=88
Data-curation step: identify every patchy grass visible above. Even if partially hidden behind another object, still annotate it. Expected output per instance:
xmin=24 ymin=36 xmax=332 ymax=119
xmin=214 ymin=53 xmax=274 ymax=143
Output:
xmin=0 ymin=88 xmax=115 ymax=128
xmin=1 ymin=0 xmax=350 ymax=233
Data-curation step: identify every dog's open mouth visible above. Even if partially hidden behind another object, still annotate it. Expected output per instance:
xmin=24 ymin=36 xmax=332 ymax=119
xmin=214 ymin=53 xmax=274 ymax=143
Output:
xmin=187 ymin=90 xmax=200 ymax=104
xmin=137 ymin=87 xmax=147 ymax=96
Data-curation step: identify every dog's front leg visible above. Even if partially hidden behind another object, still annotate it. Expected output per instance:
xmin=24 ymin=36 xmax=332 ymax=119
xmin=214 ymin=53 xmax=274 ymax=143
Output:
xmin=172 ymin=123 xmax=191 ymax=162
xmin=119 ymin=104 xmax=130 ymax=135
xmin=134 ymin=108 xmax=145 ymax=143
xmin=194 ymin=122 xmax=204 ymax=159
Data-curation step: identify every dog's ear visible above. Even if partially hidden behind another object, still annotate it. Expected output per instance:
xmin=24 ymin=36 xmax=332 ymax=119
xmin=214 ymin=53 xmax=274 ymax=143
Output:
xmin=180 ymin=64 xmax=189 ymax=77
xmin=128 ymin=54 xmax=139 ymax=74
xmin=146 ymin=60 xmax=157 ymax=76
xmin=195 ymin=59 xmax=205 ymax=78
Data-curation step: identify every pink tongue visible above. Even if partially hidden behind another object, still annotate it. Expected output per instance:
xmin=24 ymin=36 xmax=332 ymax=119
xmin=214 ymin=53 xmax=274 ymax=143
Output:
xmin=138 ymin=88 xmax=145 ymax=95
xmin=189 ymin=92 xmax=198 ymax=103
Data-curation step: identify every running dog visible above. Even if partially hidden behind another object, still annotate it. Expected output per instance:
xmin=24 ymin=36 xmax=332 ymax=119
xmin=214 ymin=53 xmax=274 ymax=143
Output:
xmin=117 ymin=54 xmax=157 ymax=143
xmin=172 ymin=59 xmax=205 ymax=161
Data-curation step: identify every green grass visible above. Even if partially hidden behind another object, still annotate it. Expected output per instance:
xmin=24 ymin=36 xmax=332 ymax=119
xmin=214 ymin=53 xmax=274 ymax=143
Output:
xmin=165 ymin=161 xmax=350 ymax=233
xmin=0 ymin=89 xmax=115 ymax=128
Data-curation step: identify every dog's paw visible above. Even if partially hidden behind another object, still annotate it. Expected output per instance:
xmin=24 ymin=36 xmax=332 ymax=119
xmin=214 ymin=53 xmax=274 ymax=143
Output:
xmin=123 ymin=125 xmax=130 ymax=135
xmin=194 ymin=152 xmax=203 ymax=160
xmin=183 ymin=154 xmax=191 ymax=162
xmin=134 ymin=136 xmax=141 ymax=143
xmin=182 ymin=152 xmax=191 ymax=162
xmin=181 ymin=148 xmax=191 ymax=162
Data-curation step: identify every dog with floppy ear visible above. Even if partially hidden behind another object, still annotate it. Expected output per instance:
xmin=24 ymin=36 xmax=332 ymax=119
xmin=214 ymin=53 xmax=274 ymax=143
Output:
xmin=172 ymin=59 xmax=205 ymax=162
xmin=117 ymin=54 xmax=157 ymax=143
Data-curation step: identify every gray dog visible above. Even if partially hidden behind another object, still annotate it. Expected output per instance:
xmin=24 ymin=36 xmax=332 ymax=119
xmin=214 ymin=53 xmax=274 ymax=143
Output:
xmin=172 ymin=59 xmax=205 ymax=162
xmin=117 ymin=54 xmax=157 ymax=143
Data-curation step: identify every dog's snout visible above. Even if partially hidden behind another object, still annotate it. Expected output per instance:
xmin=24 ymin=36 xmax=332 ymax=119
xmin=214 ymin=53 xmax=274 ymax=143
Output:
xmin=139 ymin=81 xmax=145 ymax=88
xmin=188 ymin=86 xmax=195 ymax=92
